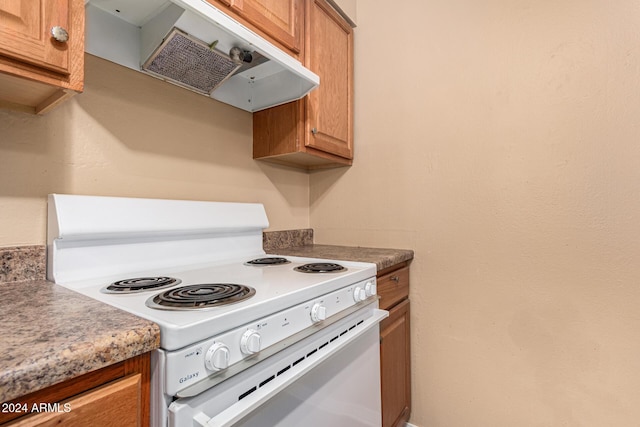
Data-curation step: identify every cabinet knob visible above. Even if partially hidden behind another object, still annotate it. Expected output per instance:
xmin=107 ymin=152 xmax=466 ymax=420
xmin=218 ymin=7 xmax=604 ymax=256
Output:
xmin=311 ymin=127 xmax=318 ymax=135
xmin=51 ymin=26 xmax=69 ymax=43
xmin=390 ymin=275 xmax=400 ymax=283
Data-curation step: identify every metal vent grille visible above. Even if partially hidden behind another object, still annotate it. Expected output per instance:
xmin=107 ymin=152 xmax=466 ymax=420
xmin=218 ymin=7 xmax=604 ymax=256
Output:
xmin=142 ymin=28 xmax=241 ymax=95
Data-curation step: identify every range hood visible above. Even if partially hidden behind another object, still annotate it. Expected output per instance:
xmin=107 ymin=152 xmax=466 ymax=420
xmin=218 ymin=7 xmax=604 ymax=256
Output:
xmin=85 ymin=0 xmax=319 ymax=112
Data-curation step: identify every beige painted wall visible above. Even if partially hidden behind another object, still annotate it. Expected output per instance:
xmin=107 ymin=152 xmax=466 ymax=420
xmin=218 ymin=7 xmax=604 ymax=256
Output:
xmin=310 ymin=0 xmax=640 ymax=426
xmin=0 ymin=55 xmax=310 ymax=246
xmin=3 ymin=2 xmax=640 ymax=426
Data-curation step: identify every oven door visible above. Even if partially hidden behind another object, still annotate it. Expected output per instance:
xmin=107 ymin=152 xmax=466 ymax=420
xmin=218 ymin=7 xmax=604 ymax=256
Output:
xmin=168 ymin=302 xmax=388 ymax=427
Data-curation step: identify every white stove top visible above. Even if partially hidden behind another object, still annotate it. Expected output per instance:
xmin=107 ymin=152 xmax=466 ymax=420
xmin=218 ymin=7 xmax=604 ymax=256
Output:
xmin=47 ymin=194 xmax=376 ymax=352
xmin=59 ymin=254 xmax=376 ymax=350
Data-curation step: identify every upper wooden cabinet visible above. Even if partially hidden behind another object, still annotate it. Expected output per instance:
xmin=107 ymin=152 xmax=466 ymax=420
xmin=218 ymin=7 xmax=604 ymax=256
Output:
xmin=207 ymin=0 xmax=303 ymax=58
xmin=253 ymin=0 xmax=354 ymax=169
xmin=0 ymin=0 xmax=84 ymax=114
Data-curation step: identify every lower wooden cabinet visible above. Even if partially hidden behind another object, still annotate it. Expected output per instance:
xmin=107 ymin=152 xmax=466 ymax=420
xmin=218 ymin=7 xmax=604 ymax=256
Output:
xmin=378 ymin=264 xmax=411 ymax=427
xmin=0 ymin=352 xmax=151 ymax=426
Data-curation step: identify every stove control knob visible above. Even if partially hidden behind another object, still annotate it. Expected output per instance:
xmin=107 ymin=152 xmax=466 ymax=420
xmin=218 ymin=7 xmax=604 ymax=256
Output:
xmin=310 ymin=303 xmax=327 ymax=322
xmin=353 ymin=286 xmax=367 ymax=302
xmin=205 ymin=343 xmax=230 ymax=371
xmin=364 ymin=280 xmax=377 ymax=297
xmin=240 ymin=329 xmax=261 ymax=355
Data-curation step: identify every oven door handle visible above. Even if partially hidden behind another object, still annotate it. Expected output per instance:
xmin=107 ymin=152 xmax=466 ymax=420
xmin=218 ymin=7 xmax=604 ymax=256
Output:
xmin=191 ymin=308 xmax=388 ymax=427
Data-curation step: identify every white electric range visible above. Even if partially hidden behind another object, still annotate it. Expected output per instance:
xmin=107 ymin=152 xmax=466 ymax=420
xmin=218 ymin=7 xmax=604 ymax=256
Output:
xmin=47 ymin=194 xmax=386 ymax=427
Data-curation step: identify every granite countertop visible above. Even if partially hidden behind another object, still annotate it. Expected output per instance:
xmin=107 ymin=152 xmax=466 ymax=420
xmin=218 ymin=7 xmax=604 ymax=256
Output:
xmin=0 ymin=280 xmax=160 ymax=403
xmin=270 ymin=244 xmax=414 ymax=272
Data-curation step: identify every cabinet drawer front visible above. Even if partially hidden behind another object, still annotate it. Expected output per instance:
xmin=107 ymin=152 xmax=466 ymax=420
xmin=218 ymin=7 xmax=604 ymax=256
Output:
xmin=5 ymin=374 xmax=142 ymax=427
xmin=377 ymin=266 xmax=409 ymax=310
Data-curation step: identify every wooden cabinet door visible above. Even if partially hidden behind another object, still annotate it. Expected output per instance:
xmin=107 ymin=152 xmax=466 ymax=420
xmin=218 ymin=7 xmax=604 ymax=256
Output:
xmin=305 ymin=0 xmax=353 ymax=159
xmin=380 ymin=298 xmax=411 ymax=427
xmin=238 ymin=0 xmax=301 ymax=54
xmin=0 ymin=0 xmax=71 ymax=74
xmin=226 ymin=0 xmax=302 ymax=55
xmin=5 ymin=374 xmax=143 ymax=427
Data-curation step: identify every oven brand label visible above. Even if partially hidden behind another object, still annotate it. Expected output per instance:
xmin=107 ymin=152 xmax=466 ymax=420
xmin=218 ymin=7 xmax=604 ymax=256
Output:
xmin=179 ymin=372 xmax=199 ymax=384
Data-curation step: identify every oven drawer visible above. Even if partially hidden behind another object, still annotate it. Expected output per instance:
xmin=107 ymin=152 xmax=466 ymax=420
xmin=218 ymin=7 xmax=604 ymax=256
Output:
xmin=377 ymin=266 xmax=409 ymax=310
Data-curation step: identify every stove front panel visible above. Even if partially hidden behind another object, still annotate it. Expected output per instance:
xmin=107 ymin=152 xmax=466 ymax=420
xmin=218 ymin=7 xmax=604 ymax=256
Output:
xmin=160 ymin=279 xmax=377 ymax=396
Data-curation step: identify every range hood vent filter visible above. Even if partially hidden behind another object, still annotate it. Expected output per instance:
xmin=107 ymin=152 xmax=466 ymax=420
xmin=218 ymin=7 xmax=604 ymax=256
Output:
xmin=142 ymin=28 xmax=241 ymax=95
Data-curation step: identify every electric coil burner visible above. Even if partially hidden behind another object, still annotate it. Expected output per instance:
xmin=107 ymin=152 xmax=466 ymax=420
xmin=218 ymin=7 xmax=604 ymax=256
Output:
xmin=102 ymin=276 xmax=181 ymax=294
xmin=146 ymin=283 xmax=256 ymax=310
xmin=294 ymin=262 xmax=347 ymax=273
xmin=245 ymin=257 xmax=290 ymax=266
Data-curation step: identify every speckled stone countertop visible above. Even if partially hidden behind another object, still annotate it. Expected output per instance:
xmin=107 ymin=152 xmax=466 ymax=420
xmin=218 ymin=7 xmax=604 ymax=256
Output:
xmin=1 ymin=246 xmax=46 ymax=283
xmin=0 ymin=280 xmax=160 ymax=403
xmin=270 ymin=244 xmax=414 ymax=272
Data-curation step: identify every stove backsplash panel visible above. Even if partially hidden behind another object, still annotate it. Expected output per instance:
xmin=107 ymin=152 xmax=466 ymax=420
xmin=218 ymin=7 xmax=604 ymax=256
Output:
xmin=1 ymin=230 xmax=312 ymax=284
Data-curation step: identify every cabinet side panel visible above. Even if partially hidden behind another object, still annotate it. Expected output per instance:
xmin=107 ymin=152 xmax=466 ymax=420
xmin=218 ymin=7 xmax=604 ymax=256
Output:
xmin=253 ymin=101 xmax=302 ymax=158
xmin=125 ymin=352 xmax=151 ymax=427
